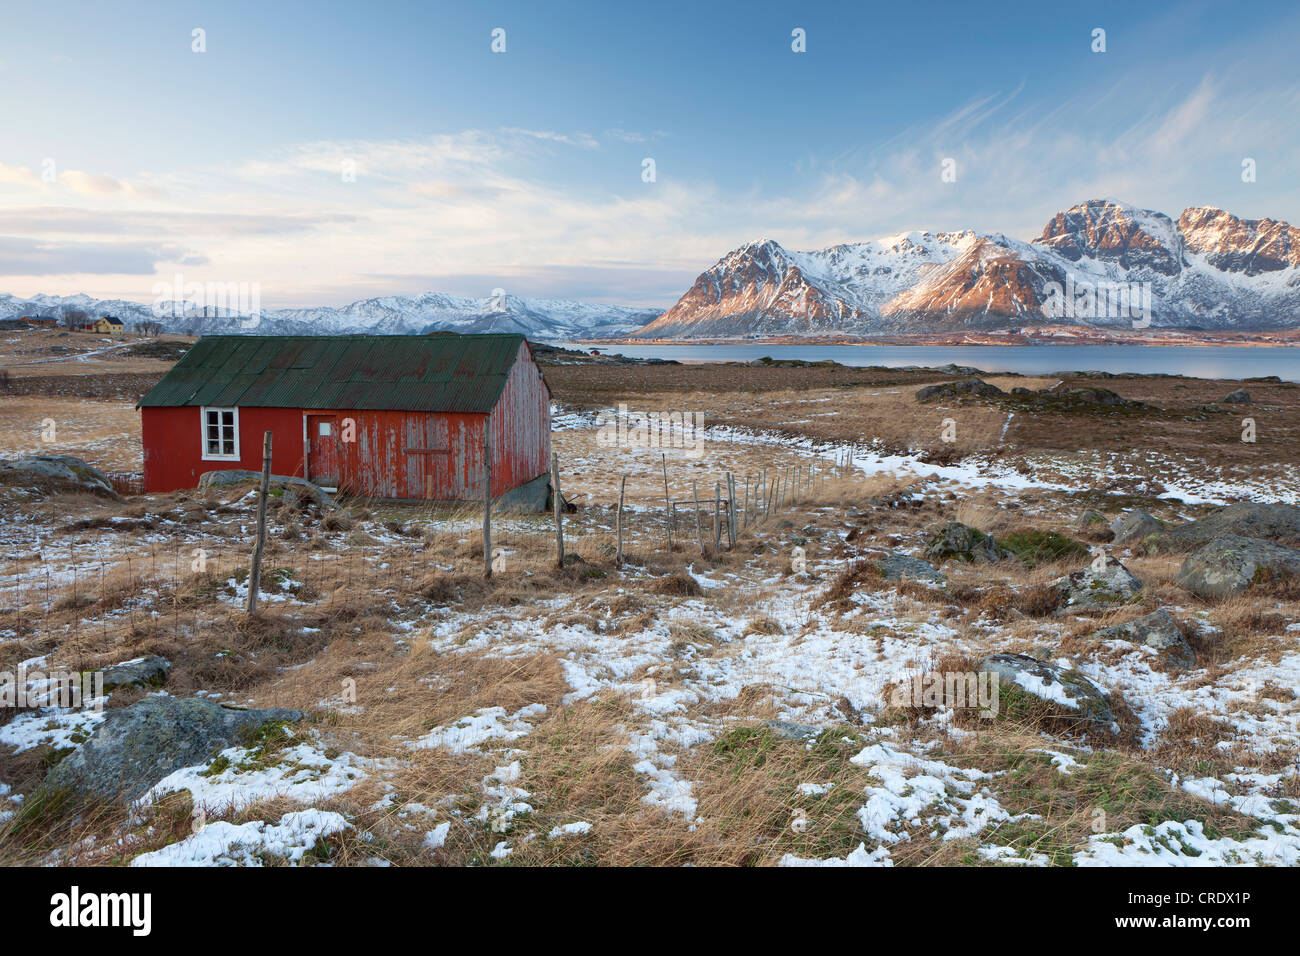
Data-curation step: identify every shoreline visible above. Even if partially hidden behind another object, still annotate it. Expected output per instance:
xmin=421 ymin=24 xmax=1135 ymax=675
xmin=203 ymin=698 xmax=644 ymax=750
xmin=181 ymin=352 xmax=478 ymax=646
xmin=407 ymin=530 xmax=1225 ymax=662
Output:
xmin=570 ymin=331 xmax=1300 ymax=349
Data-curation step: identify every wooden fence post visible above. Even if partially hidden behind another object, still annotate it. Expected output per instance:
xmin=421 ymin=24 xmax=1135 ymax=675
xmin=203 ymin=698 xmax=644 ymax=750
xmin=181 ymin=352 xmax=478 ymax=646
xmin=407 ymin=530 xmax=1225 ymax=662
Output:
xmin=661 ymin=453 xmax=672 ymax=555
xmin=246 ymin=430 xmax=272 ymax=614
xmin=713 ymin=481 xmax=722 ymax=552
xmin=483 ymin=428 xmax=492 ymax=579
xmin=616 ymin=474 xmax=626 ymax=569
xmin=742 ymin=476 xmax=749 ymax=531
xmin=726 ymin=472 xmax=737 ymax=548
xmin=551 ymin=451 xmax=564 ymax=568
xmin=692 ymin=480 xmax=705 ymax=556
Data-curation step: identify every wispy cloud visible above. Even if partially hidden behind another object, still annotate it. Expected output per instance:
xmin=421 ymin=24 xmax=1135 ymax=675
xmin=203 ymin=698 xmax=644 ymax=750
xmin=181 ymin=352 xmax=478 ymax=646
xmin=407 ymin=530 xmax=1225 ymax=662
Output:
xmin=2 ymin=72 xmax=1299 ymax=306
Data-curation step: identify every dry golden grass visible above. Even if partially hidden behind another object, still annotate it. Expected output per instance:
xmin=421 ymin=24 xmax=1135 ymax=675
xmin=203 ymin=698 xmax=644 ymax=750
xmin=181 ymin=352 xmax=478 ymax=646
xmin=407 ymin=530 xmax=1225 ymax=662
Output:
xmin=0 ymin=395 xmax=143 ymax=472
xmin=2 ymin=359 xmax=1298 ymax=867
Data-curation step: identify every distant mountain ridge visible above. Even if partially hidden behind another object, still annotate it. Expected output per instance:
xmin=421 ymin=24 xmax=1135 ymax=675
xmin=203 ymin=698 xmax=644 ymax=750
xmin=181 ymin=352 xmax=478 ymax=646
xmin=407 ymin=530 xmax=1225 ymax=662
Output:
xmin=634 ymin=200 xmax=1300 ymax=337
xmin=9 ymin=200 xmax=1299 ymax=342
xmin=0 ymin=290 xmax=660 ymax=339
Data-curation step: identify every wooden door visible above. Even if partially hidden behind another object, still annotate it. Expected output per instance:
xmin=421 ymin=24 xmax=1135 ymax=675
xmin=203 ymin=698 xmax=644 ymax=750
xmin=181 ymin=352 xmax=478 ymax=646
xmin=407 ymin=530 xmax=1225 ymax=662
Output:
xmin=306 ymin=414 xmax=340 ymax=488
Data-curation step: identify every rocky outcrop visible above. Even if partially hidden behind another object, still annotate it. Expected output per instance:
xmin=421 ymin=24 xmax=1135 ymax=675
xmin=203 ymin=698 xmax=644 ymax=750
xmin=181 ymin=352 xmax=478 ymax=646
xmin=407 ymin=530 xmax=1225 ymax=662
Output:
xmin=1173 ymin=534 xmax=1300 ymax=600
xmin=915 ymin=378 xmax=1006 ymax=402
xmin=42 ymin=696 xmax=306 ymax=802
xmin=1179 ymin=206 xmax=1300 ymax=275
xmin=1038 ymin=200 xmax=1183 ymax=276
xmin=1222 ymin=389 xmax=1252 ymax=404
xmin=1058 ymin=387 xmax=1144 ymax=408
xmin=1090 ymin=609 xmax=1195 ymax=668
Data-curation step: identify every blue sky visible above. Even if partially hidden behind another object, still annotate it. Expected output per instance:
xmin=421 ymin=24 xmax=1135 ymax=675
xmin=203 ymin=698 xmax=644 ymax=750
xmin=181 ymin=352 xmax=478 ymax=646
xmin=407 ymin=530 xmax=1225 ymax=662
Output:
xmin=2 ymin=0 xmax=1298 ymax=307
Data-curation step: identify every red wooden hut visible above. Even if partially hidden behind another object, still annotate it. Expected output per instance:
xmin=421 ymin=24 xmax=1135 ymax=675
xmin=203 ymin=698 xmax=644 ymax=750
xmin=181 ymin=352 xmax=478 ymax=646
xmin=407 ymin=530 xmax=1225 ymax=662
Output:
xmin=137 ymin=333 xmax=552 ymax=503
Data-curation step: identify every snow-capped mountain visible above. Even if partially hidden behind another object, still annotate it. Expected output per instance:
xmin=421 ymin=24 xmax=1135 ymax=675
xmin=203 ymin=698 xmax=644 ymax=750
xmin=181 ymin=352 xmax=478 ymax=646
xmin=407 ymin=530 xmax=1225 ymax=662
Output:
xmin=634 ymin=232 xmax=979 ymax=338
xmin=634 ymin=200 xmax=1300 ymax=337
xmin=0 ymin=290 xmax=660 ymax=339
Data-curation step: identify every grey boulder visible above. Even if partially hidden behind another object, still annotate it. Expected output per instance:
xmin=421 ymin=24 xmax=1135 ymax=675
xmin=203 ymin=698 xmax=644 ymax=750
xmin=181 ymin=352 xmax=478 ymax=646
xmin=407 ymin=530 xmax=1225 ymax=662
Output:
xmin=924 ymin=522 xmax=1010 ymax=564
xmin=42 ymin=695 xmax=306 ymax=802
xmin=1053 ymin=556 xmax=1143 ymax=612
xmin=0 ymin=455 xmax=119 ymax=497
xmin=1173 ymin=533 xmax=1300 ymax=600
xmin=980 ymin=653 xmax=1114 ymax=731
xmin=1222 ymin=389 xmax=1252 ymax=403
xmin=100 ymin=655 xmax=172 ymax=692
xmin=1078 ymin=510 xmax=1109 ymax=529
xmin=1091 ymin=609 xmax=1195 ymax=668
xmin=874 ymin=553 xmax=947 ymax=587
xmin=1110 ymin=510 xmax=1165 ymax=545
xmin=198 ymin=470 xmax=337 ymax=510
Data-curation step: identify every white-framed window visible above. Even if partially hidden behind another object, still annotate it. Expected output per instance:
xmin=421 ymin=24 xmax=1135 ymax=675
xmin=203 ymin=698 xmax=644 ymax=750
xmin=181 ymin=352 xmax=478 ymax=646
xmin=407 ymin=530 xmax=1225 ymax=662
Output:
xmin=200 ymin=407 xmax=240 ymax=460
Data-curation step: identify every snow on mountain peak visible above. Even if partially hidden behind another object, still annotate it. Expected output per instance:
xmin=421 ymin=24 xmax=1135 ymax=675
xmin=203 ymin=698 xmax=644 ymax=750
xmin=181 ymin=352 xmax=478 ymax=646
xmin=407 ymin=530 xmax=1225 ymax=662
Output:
xmin=635 ymin=200 xmax=1300 ymax=338
xmin=0 ymin=290 xmax=662 ymax=340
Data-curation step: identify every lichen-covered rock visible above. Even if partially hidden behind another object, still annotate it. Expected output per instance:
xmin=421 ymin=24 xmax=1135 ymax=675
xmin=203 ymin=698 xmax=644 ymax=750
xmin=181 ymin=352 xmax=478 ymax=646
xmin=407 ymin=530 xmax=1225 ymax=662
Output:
xmin=1091 ymin=609 xmax=1195 ymax=668
xmin=1110 ymin=510 xmax=1165 ymax=545
xmin=1222 ymin=389 xmax=1252 ymax=403
xmin=99 ymin=656 xmax=171 ymax=692
xmin=873 ymin=553 xmax=947 ymax=587
xmin=1053 ymin=556 xmax=1143 ymax=612
xmin=41 ymin=696 xmax=306 ymax=802
xmin=1173 ymin=533 xmax=1300 ymax=600
xmin=979 ymin=653 xmax=1114 ymax=731
xmin=923 ymin=522 xmax=1010 ymax=564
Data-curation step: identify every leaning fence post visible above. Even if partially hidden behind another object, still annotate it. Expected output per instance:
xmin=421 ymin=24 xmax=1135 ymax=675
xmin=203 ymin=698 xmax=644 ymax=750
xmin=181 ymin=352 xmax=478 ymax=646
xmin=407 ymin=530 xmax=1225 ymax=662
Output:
xmin=246 ymin=430 xmax=272 ymax=614
xmin=552 ymin=451 xmax=564 ymax=569
xmin=616 ymin=474 xmax=626 ymax=569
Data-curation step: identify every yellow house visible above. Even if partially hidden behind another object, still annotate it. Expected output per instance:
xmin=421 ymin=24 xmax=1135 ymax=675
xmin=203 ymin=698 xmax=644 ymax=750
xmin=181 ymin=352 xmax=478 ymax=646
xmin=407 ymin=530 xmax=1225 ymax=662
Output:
xmin=92 ymin=317 xmax=126 ymax=334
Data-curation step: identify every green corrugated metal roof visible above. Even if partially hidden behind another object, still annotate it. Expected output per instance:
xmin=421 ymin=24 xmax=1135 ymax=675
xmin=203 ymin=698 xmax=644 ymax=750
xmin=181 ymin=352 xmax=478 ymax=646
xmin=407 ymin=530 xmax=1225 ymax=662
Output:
xmin=138 ymin=334 xmax=535 ymax=412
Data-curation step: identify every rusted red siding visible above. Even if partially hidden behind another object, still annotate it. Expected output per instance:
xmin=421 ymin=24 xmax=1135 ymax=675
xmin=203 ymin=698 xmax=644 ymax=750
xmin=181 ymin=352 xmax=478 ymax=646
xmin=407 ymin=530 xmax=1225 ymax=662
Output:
xmin=141 ymin=340 xmax=551 ymax=500
xmin=487 ymin=340 xmax=551 ymax=496
xmin=329 ymin=408 xmax=485 ymax=499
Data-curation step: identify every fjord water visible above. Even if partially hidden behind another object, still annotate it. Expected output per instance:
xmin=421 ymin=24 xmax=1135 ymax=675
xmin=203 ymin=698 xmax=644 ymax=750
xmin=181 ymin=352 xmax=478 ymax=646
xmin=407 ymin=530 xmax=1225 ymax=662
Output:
xmin=566 ymin=343 xmax=1300 ymax=382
